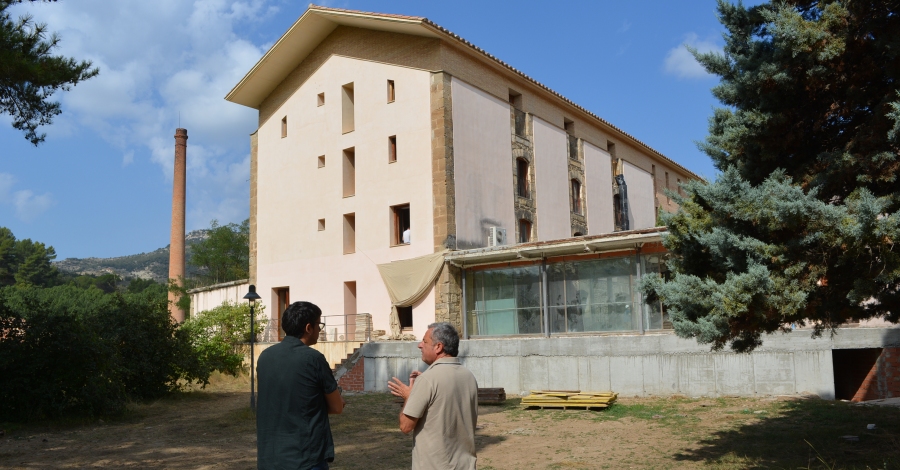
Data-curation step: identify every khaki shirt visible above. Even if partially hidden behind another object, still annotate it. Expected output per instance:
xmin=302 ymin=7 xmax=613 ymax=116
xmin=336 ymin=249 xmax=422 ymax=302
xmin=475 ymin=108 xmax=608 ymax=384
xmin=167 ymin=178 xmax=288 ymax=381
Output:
xmin=403 ymin=357 xmax=478 ymax=470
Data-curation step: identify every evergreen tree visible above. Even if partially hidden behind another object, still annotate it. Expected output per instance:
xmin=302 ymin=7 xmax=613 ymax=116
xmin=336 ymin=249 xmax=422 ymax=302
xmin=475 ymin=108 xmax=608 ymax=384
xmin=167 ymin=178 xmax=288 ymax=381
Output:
xmin=0 ymin=0 xmax=98 ymax=145
xmin=13 ymin=237 xmax=58 ymax=286
xmin=189 ymin=219 xmax=249 ymax=286
xmin=642 ymin=0 xmax=900 ymax=352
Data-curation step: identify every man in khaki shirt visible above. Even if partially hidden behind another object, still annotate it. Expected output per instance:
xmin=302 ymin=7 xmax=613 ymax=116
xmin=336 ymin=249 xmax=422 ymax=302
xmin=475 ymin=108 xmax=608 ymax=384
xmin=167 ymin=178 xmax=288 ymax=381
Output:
xmin=388 ymin=322 xmax=478 ymax=470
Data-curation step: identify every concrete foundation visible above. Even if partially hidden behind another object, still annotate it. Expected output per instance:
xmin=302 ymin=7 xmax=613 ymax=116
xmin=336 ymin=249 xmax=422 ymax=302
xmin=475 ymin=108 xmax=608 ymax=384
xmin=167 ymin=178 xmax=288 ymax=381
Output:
xmin=360 ymin=327 xmax=900 ymax=399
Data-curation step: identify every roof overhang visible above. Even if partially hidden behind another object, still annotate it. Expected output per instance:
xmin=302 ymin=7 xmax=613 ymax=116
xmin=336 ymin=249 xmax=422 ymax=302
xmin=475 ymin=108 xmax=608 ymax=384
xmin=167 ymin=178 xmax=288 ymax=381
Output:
xmin=225 ymin=7 xmax=440 ymax=109
xmin=445 ymin=227 xmax=667 ymax=268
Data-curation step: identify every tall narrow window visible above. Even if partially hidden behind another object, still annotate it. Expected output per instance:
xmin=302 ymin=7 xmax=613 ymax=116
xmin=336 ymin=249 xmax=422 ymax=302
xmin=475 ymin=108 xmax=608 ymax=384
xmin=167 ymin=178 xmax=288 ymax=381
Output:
xmin=391 ymin=204 xmax=411 ymax=246
xmin=571 ymin=179 xmax=582 ymax=214
xmin=677 ymin=178 xmax=683 ymax=196
xmin=665 ymin=171 xmax=670 ymax=204
xmin=341 ymin=82 xmax=354 ymax=133
xmin=397 ymin=306 xmax=413 ymax=332
xmin=281 ymin=116 xmax=287 ymax=138
xmin=342 ymin=147 xmax=355 ymax=197
xmin=388 ymin=136 xmax=397 ymax=163
xmin=317 ymin=92 xmax=325 ymax=106
xmin=343 ymin=213 xmax=355 ymax=254
xmin=344 ymin=281 xmax=357 ymax=341
xmin=275 ymin=287 xmax=290 ymax=340
xmin=652 ymin=164 xmax=658 ymax=212
xmin=518 ymin=219 xmax=532 ymax=243
xmin=387 ymin=80 xmax=395 ymax=103
xmin=516 ymin=158 xmax=529 ymax=198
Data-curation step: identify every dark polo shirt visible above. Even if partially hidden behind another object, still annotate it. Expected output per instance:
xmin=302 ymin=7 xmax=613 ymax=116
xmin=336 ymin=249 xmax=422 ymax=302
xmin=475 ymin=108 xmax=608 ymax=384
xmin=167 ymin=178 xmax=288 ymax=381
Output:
xmin=257 ymin=335 xmax=338 ymax=470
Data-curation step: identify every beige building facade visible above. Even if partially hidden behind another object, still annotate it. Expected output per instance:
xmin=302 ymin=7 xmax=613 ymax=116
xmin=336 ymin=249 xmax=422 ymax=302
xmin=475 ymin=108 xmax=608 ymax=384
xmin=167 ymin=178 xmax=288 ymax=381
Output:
xmin=226 ymin=6 xmax=697 ymax=340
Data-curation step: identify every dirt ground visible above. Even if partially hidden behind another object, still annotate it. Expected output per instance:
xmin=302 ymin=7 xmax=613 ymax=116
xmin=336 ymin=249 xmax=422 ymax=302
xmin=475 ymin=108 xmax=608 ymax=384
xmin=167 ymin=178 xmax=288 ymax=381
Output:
xmin=1 ymin=374 xmax=898 ymax=469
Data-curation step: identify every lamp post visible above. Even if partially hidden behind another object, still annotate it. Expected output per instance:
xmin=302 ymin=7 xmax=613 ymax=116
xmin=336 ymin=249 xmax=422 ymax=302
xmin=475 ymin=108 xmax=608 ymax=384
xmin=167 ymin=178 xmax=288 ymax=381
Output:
xmin=243 ymin=284 xmax=262 ymax=411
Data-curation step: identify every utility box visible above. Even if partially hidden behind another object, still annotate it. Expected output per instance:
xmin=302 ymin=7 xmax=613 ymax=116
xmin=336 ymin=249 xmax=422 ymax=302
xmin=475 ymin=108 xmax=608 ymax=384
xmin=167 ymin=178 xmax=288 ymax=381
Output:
xmin=488 ymin=227 xmax=507 ymax=247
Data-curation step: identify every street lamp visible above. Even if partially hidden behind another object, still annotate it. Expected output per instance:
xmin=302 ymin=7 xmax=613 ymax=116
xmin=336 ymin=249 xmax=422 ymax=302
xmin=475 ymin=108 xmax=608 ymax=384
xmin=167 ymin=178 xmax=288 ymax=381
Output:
xmin=243 ymin=284 xmax=262 ymax=411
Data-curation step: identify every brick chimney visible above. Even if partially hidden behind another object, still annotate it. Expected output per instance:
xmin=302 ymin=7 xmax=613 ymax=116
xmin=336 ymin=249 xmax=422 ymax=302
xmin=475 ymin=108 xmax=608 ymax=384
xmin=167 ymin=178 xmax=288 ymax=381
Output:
xmin=168 ymin=128 xmax=188 ymax=323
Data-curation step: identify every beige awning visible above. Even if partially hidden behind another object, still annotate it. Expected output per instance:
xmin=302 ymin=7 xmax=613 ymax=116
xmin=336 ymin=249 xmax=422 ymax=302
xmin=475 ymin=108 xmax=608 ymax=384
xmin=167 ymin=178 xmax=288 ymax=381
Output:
xmin=377 ymin=250 xmax=448 ymax=338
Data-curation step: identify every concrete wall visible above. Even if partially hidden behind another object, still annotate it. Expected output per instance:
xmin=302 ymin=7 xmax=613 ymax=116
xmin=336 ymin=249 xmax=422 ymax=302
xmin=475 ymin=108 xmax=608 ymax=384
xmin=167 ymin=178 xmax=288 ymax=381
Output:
xmin=361 ymin=328 xmax=900 ymax=399
xmin=255 ymin=55 xmax=435 ymax=340
xmin=250 ymin=340 xmax=364 ymax=370
xmin=623 ymin=161 xmax=656 ymax=230
xmin=583 ymin=142 xmax=614 ymax=235
xmin=532 ymin=117 xmax=570 ymax=241
xmin=450 ymin=77 xmax=516 ymax=249
xmin=189 ymin=281 xmax=249 ymax=317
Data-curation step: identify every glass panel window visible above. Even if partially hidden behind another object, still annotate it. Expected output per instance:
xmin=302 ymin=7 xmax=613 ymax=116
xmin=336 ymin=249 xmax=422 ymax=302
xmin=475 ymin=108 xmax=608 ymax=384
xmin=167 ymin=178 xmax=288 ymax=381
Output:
xmin=548 ymin=257 xmax=640 ymax=333
xmin=465 ymin=265 xmax=542 ymax=336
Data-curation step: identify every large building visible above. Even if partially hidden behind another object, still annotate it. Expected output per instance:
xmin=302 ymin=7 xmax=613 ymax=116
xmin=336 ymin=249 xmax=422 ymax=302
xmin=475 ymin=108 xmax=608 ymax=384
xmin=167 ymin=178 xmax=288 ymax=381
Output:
xmin=226 ymin=6 xmax=899 ymax=401
xmin=226 ymin=5 xmax=696 ymax=342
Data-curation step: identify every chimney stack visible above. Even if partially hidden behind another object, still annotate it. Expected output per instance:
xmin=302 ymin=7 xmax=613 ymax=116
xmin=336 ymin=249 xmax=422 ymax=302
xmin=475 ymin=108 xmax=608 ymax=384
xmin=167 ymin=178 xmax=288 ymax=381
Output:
xmin=168 ymin=128 xmax=188 ymax=322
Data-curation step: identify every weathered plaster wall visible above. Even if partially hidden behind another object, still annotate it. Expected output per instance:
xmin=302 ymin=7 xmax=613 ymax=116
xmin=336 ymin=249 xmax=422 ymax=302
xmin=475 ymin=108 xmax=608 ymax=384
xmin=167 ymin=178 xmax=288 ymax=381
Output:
xmin=189 ymin=281 xmax=249 ymax=317
xmin=583 ymin=141 xmax=614 ymax=235
xmin=532 ymin=117 xmax=570 ymax=241
xmin=623 ymin=161 xmax=656 ymax=230
xmin=450 ymin=77 xmax=516 ymax=249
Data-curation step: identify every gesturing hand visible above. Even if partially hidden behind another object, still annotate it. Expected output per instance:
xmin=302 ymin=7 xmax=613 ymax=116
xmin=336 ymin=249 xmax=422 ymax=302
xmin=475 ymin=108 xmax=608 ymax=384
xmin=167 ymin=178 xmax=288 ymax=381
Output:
xmin=388 ymin=376 xmax=412 ymax=401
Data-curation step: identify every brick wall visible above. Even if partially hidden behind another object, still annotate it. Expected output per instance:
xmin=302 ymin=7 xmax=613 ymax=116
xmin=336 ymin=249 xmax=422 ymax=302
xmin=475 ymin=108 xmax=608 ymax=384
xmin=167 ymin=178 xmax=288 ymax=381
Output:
xmin=337 ymin=356 xmax=365 ymax=392
xmin=852 ymin=347 xmax=900 ymax=402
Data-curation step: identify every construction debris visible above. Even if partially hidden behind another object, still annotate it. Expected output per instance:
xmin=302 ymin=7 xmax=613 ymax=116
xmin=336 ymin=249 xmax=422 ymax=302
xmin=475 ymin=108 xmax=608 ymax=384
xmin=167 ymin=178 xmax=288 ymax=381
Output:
xmin=478 ymin=388 xmax=506 ymax=405
xmin=521 ymin=390 xmax=618 ymax=410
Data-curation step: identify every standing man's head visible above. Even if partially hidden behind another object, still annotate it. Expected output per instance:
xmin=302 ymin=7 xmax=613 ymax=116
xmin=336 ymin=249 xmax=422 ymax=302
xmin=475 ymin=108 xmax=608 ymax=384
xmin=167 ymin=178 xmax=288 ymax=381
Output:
xmin=418 ymin=322 xmax=460 ymax=365
xmin=282 ymin=301 xmax=323 ymax=345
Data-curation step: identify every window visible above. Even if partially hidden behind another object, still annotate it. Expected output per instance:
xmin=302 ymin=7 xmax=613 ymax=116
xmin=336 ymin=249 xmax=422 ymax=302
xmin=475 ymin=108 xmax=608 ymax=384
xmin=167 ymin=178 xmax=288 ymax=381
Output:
xmin=275 ymin=287 xmax=290 ymax=340
xmin=465 ymin=265 xmax=543 ymax=336
xmin=516 ymin=158 xmax=529 ymax=198
xmin=343 ymin=213 xmax=355 ymax=254
xmin=548 ymin=257 xmax=641 ymax=333
xmin=391 ymin=204 xmax=410 ymax=246
xmin=318 ymin=218 xmax=325 ymax=231
xmin=341 ymin=82 xmax=354 ymax=133
xmin=342 ymin=147 xmax=355 ymax=197
xmin=398 ymin=306 xmax=412 ymax=332
xmin=568 ymin=134 xmax=579 ymax=161
xmin=518 ymin=219 xmax=531 ymax=243
xmin=665 ymin=171 xmax=670 ymax=204
xmin=317 ymin=155 xmax=325 ymax=168
xmin=281 ymin=116 xmax=287 ymax=138
xmin=571 ymin=179 xmax=582 ymax=214
xmin=677 ymin=178 xmax=683 ymax=196
xmin=564 ymin=118 xmax=574 ymax=134
xmin=388 ymin=135 xmax=397 ymax=163
xmin=387 ymin=80 xmax=395 ymax=103
xmin=317 ymin=92 xmax=325 ymax=106
xmin=344 ymin=281 xmax=357 ymax=341
xmin=508 ymin=89 xmax=523 ymax=109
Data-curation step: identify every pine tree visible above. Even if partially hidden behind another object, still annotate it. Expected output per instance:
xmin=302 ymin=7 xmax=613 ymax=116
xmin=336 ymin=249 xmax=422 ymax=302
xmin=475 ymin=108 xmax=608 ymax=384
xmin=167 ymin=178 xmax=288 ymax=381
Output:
xmin=0 ymin=0 xmax=98 ymax=145
xmin=642 ymin=0 xmax=900 ymax=352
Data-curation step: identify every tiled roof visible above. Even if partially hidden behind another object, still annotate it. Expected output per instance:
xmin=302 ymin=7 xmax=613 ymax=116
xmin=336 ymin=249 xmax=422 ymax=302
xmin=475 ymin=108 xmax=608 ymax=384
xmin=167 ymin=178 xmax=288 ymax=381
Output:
xmin=308 ymin=4 xmax=701 ymax=180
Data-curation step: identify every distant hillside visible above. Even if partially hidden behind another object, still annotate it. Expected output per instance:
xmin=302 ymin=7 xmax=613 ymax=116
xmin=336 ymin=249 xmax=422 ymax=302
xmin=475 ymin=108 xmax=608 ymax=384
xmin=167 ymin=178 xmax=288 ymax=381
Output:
xmin=55 ymin=230 xmax=208 ymax=283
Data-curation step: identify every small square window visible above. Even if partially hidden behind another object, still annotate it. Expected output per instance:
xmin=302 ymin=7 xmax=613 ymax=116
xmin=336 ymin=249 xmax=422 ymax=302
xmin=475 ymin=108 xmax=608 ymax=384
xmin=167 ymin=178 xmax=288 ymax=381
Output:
xmin=281 ymin=116 xmax=287 ymax=138
xmin=317 ymin=155 xmax=325 ymax=168
xmin=317 ymin=92 xmax=325 ymax=106
xmin=387 ymin=80 xmax=395 ymax=103
xmin=318 ymin=218 xmax=325 ymax=231
xmin=388 ymin=135 xmax=397 ymax=163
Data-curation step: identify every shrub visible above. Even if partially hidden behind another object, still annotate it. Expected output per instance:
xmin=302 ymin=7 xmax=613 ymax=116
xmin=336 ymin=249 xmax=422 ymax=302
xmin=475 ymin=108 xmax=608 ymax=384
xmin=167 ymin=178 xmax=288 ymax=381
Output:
xmin=181 ymin=300 xmax=267 ymax=377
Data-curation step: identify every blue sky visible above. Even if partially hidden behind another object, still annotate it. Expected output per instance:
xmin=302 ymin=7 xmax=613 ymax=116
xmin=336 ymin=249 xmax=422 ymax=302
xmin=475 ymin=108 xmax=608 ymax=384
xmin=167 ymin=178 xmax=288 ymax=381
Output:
xmin=1 ymin=0 xmax=730 ymax=260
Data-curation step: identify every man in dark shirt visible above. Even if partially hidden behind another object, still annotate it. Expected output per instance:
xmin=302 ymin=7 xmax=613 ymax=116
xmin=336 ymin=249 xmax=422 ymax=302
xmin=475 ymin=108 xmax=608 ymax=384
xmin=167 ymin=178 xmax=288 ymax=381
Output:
xmin=257 ymin=301 xmax=345 ymax=470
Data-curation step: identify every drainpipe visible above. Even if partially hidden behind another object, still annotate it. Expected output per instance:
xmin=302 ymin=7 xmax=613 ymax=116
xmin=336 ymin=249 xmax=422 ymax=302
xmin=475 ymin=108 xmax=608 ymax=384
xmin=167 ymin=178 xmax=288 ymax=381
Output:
xmin=542 ymin=257 xmax=550 ymax=337
xmin=461 ymin=268 xmax=468 ymax=340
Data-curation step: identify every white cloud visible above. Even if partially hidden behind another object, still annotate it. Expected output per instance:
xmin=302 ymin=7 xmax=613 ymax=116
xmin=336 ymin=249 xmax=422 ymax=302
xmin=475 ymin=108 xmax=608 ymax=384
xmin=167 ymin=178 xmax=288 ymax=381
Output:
xmin=8 ymin=0 xmax=268 ymax=226
xmin=13 ymin=190 xmax=54 ymax=222
xmin=664 ymin=33 xmax=720 ymax=79
xmin=618 ymin=20 xmax=631 ymax=34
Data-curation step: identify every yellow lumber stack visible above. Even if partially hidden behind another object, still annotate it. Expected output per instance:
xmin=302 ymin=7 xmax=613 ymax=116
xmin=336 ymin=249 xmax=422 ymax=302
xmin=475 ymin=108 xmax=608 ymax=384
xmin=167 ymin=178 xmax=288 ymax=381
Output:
xmin=521 ymin=390 xmax=618 ymax=410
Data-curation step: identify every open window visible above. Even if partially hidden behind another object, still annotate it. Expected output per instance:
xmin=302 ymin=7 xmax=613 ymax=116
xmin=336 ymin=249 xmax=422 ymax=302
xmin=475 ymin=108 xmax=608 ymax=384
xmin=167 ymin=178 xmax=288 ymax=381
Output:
xmin=275 ymin=287 xmax=289 ymax=340
xmin=387 ymin=80 xmax=395 ymax=103
xmin=518 ymin=219 xmax=532 ymax=243
xmin=317 ymin=155 xmax=325 ymax=168
xmin=317 ymin=92 xmax=325 ymax=107
xmin=391 ymin=204 xmax=411 ymax=246
xmin=341 ymin=82 xmax=354 ymax=133
xmin=398 ymin=306 xmax=412 ymax=332
xmin=388 ymin=135 xmax=397 ymax=163
xmin=317 ymin=218 xmax=325 ymax=231
xmin=342 ymin=147 xmax=355 ymax=197
xmin=281 ymin=116 xmax=287 ymax=138
xmin=343 ymin=213 xmax=355 ymax=254
xmin=571 ymin=179 xmax=582 ymax=215
xmin=516 ymin=158 xmax=529 ymax=198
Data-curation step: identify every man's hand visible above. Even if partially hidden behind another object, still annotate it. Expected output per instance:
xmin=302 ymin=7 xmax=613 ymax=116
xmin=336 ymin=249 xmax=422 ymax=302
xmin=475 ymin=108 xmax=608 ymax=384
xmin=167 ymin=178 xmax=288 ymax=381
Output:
xmin=409 ymin=370 xmax=421 ymax=387
xmin=388 ymin=376 xmax=412 ymax=401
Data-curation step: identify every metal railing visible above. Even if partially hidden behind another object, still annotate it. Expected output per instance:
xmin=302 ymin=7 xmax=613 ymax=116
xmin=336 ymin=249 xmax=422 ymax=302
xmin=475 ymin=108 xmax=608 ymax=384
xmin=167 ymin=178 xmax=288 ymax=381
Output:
xmin=257 ymin=313 xmax=373 ymax=343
